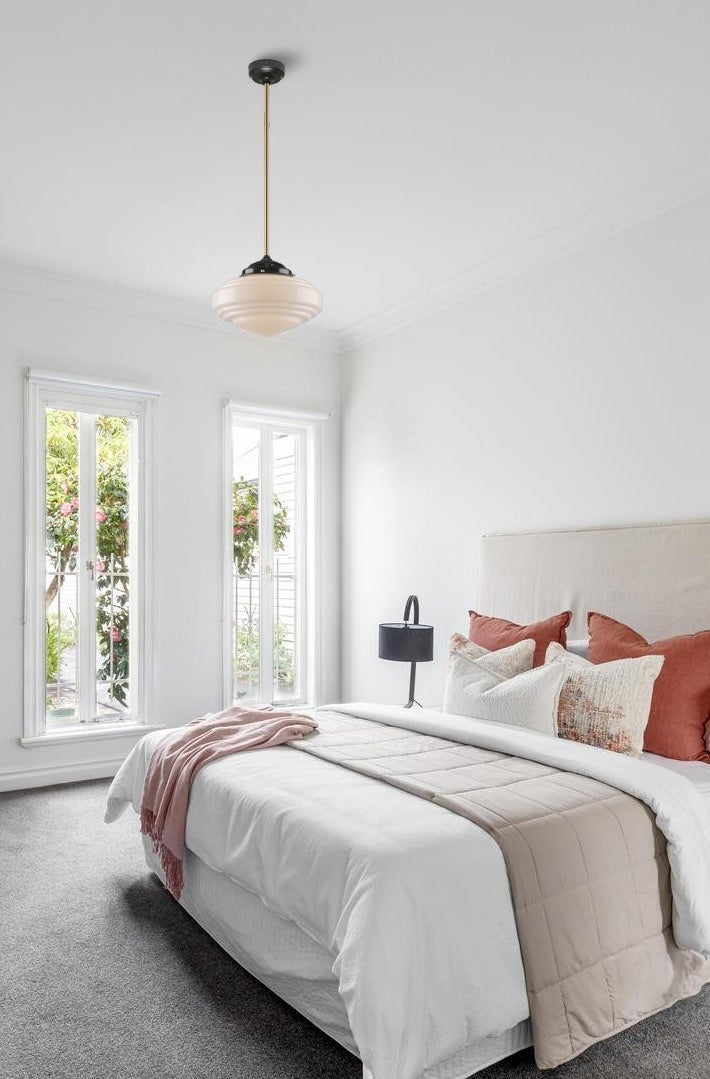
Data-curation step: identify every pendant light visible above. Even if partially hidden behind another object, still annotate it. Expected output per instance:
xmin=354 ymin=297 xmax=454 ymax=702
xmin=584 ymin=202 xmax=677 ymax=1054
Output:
xmin=212 ymin=58 xmax=323 ymax=338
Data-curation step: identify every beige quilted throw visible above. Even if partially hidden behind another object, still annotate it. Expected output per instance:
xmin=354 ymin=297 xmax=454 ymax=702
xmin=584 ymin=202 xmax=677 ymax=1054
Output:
xmin=294 ymin=710 xmax=710 ymax=1069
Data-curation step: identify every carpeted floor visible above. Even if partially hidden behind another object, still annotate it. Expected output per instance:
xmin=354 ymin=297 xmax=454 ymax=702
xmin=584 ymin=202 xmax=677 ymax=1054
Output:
xmin=2 ymin=780 xmax=709 ymax=1079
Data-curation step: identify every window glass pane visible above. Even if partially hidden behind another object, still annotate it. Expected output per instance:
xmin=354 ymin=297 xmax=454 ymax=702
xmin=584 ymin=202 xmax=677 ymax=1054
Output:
xmin=232 ymin=426 xmax=261 ymax=702
xmin=273 ymin=431 xmax=299 ymax=702
xmin=95 ymin=415 xmax=132 ymax=716
xmin=45 ymin=409 xmax=80 ymax=727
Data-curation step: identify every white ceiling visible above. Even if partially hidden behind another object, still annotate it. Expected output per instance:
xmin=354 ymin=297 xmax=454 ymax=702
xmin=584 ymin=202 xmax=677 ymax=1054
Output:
xmin=2 ymin=0 xmax=710 ymax=338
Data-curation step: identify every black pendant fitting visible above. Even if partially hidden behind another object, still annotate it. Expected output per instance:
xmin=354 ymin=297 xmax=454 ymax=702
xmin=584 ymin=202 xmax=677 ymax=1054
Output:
xmin=241 ymin=255 xmax=293 ymax=277
xmin=248 ymin=59 xmax=285 ymax=85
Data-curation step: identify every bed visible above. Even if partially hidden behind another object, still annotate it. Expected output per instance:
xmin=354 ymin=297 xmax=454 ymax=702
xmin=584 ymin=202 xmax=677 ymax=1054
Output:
xmin=106 ymin=521 xmax=710 ymax=1079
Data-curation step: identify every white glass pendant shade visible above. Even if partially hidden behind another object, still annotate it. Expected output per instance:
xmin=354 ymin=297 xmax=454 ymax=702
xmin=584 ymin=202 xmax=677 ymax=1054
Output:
xmin=212 ymin=272 xmax=323 ymax=337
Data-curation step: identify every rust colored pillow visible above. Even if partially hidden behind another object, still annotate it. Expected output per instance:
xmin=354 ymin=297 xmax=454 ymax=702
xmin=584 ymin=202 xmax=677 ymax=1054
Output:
xmin=588 ymin=612 xmax=710 ymax=763
xmin=468 ymin=609 xmax=572 ymax=668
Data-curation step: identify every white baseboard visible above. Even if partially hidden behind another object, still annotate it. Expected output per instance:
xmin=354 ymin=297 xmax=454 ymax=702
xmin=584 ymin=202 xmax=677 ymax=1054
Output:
xmin=0 ymin=756 xmax=122 ymax=793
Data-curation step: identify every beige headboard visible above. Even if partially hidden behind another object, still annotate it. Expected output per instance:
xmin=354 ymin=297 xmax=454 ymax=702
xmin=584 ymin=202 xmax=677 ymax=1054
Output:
xmin=478 ymin=521 xmax=710 ymax=642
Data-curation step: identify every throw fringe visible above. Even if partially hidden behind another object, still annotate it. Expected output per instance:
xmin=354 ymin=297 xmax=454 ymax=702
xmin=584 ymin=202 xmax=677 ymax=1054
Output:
xmin=140 ymin=806 xmax=184 ymax=899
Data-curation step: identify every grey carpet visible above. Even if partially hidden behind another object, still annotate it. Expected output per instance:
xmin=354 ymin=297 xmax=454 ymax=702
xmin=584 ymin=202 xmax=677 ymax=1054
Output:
xmin=1 ymin=780 xmax=708 ymax=1079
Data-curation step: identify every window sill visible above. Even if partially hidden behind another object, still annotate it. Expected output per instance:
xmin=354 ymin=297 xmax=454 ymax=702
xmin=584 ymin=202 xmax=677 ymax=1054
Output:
xmin=19 ymin=723 xmax=164 ymax=749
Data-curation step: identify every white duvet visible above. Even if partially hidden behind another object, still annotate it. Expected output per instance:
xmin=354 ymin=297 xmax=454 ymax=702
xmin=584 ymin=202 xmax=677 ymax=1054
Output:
xmin=106 ymin=703 xmax=710 ymax=1079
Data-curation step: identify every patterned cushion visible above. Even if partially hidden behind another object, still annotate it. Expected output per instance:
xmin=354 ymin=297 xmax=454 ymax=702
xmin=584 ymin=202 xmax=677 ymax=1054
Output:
xmin=545 ymin=642 xmax=664 ymax=756
xmin=444 ymin=635 xmax=567 ymax=736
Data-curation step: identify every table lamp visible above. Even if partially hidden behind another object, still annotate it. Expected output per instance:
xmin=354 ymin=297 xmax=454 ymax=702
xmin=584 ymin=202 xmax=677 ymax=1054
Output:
xmin=378 ymin=595 xmax=434 ymax=708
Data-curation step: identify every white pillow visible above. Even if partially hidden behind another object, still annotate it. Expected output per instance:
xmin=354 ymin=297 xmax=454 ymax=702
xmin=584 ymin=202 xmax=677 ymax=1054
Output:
xmin=443 ymin=635 xmax=567 ymax=736
xmin=545 ymin=642 xmax=664 ymax=756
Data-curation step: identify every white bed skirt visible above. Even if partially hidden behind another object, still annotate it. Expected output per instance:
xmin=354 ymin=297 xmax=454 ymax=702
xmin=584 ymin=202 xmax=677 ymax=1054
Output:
xmin=142 ymin=836 xmax=532 ymax=1079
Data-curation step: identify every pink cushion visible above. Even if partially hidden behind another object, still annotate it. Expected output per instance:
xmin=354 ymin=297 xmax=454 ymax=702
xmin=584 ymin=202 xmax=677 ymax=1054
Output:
xmin=468 ymin=609 xmax=572 ymax=668
xmin=588 ymin=612 xmax=710 ymax=763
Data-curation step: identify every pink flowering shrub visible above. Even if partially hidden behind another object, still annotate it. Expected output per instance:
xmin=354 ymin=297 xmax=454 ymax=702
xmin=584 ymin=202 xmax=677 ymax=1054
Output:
xmin=232 ymin=478 xmax=289 ymax=577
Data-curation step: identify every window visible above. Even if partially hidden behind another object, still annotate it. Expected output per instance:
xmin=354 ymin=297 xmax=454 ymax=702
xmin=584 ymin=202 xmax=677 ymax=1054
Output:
xmin=223 ymin=402 xmax=327 ymax=708
xmin=24 ymin=370 xmax=158 ymax=740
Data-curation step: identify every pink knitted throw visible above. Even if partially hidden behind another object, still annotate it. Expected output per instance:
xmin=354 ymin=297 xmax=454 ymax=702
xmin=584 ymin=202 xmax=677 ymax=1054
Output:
xmin=140 ymin=705 xmax=318 ymax=898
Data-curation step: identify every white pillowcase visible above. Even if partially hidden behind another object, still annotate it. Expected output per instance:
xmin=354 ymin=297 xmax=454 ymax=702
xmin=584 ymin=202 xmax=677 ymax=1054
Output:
xmin=443 ymin=635 xmax=567 ymax=736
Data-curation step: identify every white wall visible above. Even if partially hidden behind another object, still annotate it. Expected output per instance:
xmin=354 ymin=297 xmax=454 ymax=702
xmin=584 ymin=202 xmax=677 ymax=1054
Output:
xmin=0 ymin=284 xmax=340 ymax=790
xmin=341 ymin=195 xmax=710 ymax=706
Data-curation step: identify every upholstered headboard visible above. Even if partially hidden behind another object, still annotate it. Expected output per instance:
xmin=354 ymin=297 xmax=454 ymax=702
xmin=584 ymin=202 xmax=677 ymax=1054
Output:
xmin=477 ymin=521 xmax=710 ymax=642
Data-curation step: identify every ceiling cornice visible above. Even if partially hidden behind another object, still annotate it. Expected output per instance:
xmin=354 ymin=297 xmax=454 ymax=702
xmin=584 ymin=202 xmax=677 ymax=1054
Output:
xmin=338 ymin=164 xmax=710 ymax=354
xmin=2 ymin=164 xmax=708 ymax=359
xmin=0 ymin=261 xmax=340 ymax=355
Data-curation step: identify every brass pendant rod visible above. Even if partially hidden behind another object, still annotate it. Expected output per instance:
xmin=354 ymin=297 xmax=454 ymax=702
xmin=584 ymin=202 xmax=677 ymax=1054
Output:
xmin=264 ymin=82 xmax=270 ymax=258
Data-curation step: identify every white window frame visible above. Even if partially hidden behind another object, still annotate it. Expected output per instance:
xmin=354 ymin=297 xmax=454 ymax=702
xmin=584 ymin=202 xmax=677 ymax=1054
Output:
xmin=222 ymin=400 xmax=329 ymax=709
xmin=22 ymin=369 xmax=160 ymax=745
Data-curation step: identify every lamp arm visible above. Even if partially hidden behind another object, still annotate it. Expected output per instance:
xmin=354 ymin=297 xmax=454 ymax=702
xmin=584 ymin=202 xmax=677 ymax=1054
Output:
xmin=403 ymin=594 xmax=419 ymax=625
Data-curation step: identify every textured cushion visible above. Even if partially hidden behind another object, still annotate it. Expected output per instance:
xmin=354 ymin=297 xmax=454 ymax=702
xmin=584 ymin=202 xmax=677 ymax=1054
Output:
xmin=545 ymin=642 xmax=664 ymax=756
xmin=588 ymin=612 xmax=710 ymax=763
xmin=444 ymin=635 xmax=567 ymax=736
xmin=468 ymin=609 xmax=572 ymax=667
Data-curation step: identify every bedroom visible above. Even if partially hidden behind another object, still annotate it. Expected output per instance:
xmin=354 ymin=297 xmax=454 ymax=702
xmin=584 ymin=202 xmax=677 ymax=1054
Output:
xmin=2 ymin=2 xmax=710 ymax=1077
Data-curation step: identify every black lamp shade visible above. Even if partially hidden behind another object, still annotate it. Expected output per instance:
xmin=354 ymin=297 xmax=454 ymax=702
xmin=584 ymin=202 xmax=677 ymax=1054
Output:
xmin=378 ymin=622 xmax=434 ymax=663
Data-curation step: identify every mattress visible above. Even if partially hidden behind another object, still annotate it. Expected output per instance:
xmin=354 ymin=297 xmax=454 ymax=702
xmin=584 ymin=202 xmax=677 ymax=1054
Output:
xmin=143 ymin=837 xmax=534 ymax=1079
